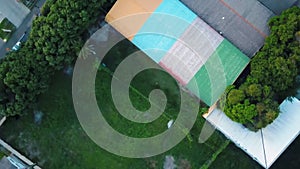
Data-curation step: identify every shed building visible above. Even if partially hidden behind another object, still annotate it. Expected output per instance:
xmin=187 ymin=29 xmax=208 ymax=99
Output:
xmin=106 ymin=0 xmax=249 ymax=106
xmin=180 ymin=0 xmax=274 ymax=57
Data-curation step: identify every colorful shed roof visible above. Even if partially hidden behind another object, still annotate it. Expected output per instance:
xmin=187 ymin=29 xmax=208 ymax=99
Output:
xmin=180 ymin=0 xmax=274 ymax=57
xmin=106 ymin=0 xmax=250 ymax=106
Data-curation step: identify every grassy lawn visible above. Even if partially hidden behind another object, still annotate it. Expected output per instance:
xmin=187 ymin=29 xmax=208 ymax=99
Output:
xmin=0 ymin=67 xmax=227 ymax=169
xmin=0 ymin=66 xmax=272 ymax=168
xmin=0 ymin=39 xmax=270 ymax=169
xmin=0 ymin=18 xmax=16 ymax=41
xmin=210 ymin=143 xmax=263 ymax=169
xmin=0 ymin=37 xmax=298 ymax=168
xmin=0 ymin=151 xmax=6 ymax=159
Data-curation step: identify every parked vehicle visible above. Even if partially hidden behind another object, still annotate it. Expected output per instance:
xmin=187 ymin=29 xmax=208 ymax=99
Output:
xmin=12 ymin=42 xmax=21 ymax=51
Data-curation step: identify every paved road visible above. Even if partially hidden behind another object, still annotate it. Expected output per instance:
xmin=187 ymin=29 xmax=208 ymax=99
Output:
xmin=0 ymin=39 xmax=3 ymax=49
xmin=297 ymin=0 xmax=300 ymax=7
xmin=0 ymin=12 xmax=5 ymax=22
xmin=0 ymin=0 xmax=30 ymax=27
xmin=0 ymin=0 xmax=46 ymax=59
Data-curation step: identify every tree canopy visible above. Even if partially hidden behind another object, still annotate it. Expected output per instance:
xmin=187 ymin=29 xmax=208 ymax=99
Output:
xmin=222 ymin=7 xmax=300 ymax=131
xmin=0 ymin=0 xmax=110 ymax=116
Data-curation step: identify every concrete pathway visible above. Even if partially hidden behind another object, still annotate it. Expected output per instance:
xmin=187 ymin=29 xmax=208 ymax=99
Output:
xmin=0 ymin=0 xmax=30 ymax=27
xmin=0 ymin=39 xmax=3 ymax=49
xmin=0 ymin=12 xmax=5 ymax=22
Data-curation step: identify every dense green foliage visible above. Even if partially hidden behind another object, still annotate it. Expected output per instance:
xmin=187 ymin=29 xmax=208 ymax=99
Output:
xmin=223 ymin=7 xmax=300 ymax=131
xmin=0 ymin=0 xmax=109 ymax=116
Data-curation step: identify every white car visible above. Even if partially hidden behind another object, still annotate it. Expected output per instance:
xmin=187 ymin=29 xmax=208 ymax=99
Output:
xmin=12 ymin=42 xmax=21 ymax=51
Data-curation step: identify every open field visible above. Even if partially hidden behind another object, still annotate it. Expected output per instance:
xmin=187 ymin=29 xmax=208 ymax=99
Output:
xmin=0 ymin=39 xmax=298 ymax=168
xmin=0 ymin=151 xmax=5 ymax=159
xmin=0 ymin=69 xmax=226 ymax=169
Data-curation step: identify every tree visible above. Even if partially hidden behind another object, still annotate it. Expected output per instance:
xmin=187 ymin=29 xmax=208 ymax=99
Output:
xmin=0 ymin=0 xmax=110 ymax=116
xmin=246 ymin=84 xmax=262 ymax=101
xmin=224 ymin=100 xmax=258 ymax=124
xmin=223 ymin=7 xmax=300 ymax=130
xmin=227 ymin=89 xmax=245 ymax=105
xmin=296 ymin=31 xmax=300 ymax=42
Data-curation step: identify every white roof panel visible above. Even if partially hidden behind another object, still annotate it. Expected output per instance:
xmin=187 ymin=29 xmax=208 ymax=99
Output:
xmin=206 ymin=97 xmax=300 ymax=168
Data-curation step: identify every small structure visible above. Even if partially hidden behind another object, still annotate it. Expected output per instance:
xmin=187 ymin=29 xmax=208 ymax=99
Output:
xmin=0 ymin=139 xmax=41 ymax=169
xmin=0 ymin=156 xmax=16 ymax=169
xmin=0 ymin=155 xmax=29 ymax=169
xmin=1 ymin=115 xmax=41 ymax=169
xmin=167 ymin=120 xmax=174 ymax=129
xmin=205 ymin=97 xmax=300 ymax=168
xmin=163 ymin=156 xmax=176 ymax=169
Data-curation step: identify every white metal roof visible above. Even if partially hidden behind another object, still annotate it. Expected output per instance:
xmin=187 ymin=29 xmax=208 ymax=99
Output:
xmin=205 ymin=97 xmax=300 ymax=168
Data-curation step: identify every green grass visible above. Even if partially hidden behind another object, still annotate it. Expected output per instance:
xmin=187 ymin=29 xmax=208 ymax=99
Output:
xmin=0 ymin=18 xmax=16 ymax=41
xmin=0 ymin=68 xmax=228 ymax=169
xmin=1 ymin=37 xmax=296 ymax=169
xmin=210 ymin=143 xmax=263 ymax=169
xmin=0 ymin=38 xmax=269 ymax=169
xmin=199 ymin=140 xmax=230 ymax=169
xmin=0 ymin=151 xmax=6 ymax=159
xmin=211 ymin=137 xmax=300 ymax=169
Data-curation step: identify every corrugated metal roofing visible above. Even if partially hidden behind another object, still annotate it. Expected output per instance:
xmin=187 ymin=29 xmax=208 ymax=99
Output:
xmin=131 ymin=0 xmax=197 ymax=63
xmin=258 ymin=0 xmax=297 ymax=14
xmin=186 ymin=39 xmax=249 ymax=105
xmin=105 ymin=0 xmax=163 ymax=40
xmin=0 ymin=157 xmax=17 ymax=169
xmin=106 ymin=0 xmax=249 ymax=106
xmin=180 ymin=0 xmax=274 ymax=57
xmin=206 ymin=98 xmax=300 ymax=168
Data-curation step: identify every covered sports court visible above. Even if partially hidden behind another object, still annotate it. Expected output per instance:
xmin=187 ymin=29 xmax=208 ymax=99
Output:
xmin=106 ymin=0 xmax=249 ymax=106
xmin=258 ymin=0 xmax=298 ymax=14
xmin=180 ymin=0 xmax=274 ymax=57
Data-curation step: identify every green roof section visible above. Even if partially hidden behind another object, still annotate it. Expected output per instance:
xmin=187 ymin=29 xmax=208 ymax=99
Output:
xmin=186 ymin=39 xmax=250 ymax=105
xmin=217 ymin=40 xmax=250 ymax=85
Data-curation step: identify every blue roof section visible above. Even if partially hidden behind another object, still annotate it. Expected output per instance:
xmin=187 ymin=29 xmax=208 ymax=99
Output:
xmin=132 ymin=0 xmax=197 ymax=63
xmin=154 ymin=0 xmax=197 ymax=23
